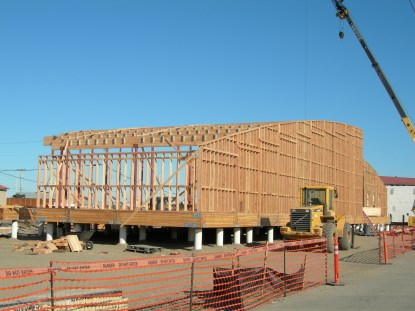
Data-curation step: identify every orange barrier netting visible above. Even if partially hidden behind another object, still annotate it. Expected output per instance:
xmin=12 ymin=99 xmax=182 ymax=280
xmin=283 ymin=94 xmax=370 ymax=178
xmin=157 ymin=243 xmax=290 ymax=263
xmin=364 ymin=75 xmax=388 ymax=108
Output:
xmin=379 ymin=226 xmax=415 ymax=264
xmin=0 ymin=238 xmax=327 ymax=310
xmin=0 ymin=267 xmax=51 ymax=311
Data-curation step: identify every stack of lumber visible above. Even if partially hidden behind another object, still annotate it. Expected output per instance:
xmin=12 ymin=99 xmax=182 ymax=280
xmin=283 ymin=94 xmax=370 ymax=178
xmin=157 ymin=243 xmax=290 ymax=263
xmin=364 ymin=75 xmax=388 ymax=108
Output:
xmin=0 ymin=226 xmax=12 ymax=236
xmin=0 ymin=205 xmax=20 ymax=220
xmin=14 ymin=235 xmax=84 ymax=254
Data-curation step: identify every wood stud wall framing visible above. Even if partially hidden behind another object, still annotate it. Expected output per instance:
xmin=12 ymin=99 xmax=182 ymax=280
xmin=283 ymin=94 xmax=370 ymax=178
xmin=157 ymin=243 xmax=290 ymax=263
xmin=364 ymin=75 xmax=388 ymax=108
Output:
xmin=37 ymin=121 xmax=387 ymax=227
xmin=37 ymin=149 xmax=196 ymax=212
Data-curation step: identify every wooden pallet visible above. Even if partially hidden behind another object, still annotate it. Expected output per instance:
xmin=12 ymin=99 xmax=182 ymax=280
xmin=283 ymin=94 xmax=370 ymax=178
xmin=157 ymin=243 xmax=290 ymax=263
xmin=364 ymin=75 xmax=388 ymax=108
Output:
xmin=126 ymin=245 xmax=162 ymax=254
xmin=66 ymin=235 xmax=83 ymax=252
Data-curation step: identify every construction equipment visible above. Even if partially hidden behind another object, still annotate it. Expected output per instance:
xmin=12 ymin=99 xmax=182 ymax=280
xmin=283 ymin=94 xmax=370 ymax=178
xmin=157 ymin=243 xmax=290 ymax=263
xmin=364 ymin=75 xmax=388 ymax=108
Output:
xmin=331 ymin=0 xmax=415 ymax=143
xmin=280 ymin=186 xmax=351 ymax=253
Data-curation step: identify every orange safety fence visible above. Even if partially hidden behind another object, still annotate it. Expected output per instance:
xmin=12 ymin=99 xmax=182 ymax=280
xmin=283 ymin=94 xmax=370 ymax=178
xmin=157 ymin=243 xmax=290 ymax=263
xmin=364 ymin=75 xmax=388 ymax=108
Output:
xmin=379 ymin=226 xmax=415 ymax=264
xmin=0 ymin=238 xmax=327 ymax=311
xmin=0 ymin=267 xmax=51 ymax=310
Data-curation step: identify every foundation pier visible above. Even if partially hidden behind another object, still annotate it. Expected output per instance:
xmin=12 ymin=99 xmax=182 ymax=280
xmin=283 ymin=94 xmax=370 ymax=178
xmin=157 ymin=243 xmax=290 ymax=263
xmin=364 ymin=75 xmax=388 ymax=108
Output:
xmin=46 ymin=222 xmax=55 ymax=241
xmin=11 ymin=220 xmax=18 ymax=239
xmin=246 ymin=227 xmax=253 ymax=244
xmin=194 ymin=228 xmax=202 ymax=250
xmin=267 ymin=227 xmax=274 ymax=244
xmin=233 ymin=227 xmax=241 ymax=245
xmin=216 ymin=228 xmax=224 ymax=246
xmin=119 ymin=225 xmax=127 ymax=245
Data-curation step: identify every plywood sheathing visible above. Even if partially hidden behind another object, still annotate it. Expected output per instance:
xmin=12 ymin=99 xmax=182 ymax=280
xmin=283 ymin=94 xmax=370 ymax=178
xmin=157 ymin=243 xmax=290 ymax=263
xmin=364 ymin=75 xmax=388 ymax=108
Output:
xmin=36 ymin=121 xmax=387 ymax=227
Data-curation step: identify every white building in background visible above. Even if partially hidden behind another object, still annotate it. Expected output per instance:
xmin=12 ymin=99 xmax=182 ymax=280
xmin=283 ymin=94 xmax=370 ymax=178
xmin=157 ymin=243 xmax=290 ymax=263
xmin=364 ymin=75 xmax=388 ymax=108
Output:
xmin=381 ymin=176 xmax=415 ymax=223
xmin=0 ymin=185 xmax=8 ymax=205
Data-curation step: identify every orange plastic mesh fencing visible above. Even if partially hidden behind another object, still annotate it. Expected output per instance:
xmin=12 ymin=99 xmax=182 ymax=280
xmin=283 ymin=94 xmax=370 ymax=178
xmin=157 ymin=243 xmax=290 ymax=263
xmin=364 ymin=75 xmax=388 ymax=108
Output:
xmin=0 ymin=267 xmax=51 ymax=311
xmin=379 ymin=226 xmax=415 ymax=264
xmin=0 ymin=238 xmax=327 ymax=310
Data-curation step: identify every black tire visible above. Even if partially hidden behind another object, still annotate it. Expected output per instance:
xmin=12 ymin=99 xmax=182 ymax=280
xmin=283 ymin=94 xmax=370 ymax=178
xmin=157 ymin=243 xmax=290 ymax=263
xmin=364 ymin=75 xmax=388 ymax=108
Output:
xmin=85 ymin=241 xmax=94 ymax=250
xmin=323 ymin=222 xmax=336 ymax=253
xmin=339 ymin=222 xmax=351 ymax=250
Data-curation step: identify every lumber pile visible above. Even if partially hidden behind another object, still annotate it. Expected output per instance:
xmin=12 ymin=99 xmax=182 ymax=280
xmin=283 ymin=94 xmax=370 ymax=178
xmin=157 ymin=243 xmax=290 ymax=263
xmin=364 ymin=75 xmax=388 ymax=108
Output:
xmin=14 ymin=235 xmax=84 ymax=254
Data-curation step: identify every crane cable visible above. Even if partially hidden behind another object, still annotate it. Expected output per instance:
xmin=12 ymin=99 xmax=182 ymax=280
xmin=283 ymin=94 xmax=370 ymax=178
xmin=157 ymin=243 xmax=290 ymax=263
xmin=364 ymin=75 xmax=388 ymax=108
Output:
xmin=409 ymin=0 xmax=415 ymax=15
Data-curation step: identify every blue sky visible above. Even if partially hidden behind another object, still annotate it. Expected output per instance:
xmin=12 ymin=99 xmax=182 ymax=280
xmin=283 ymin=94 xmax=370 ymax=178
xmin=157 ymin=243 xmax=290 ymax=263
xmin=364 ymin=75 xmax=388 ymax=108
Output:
xmin=0 ymin=0 xmax=414 ymax=194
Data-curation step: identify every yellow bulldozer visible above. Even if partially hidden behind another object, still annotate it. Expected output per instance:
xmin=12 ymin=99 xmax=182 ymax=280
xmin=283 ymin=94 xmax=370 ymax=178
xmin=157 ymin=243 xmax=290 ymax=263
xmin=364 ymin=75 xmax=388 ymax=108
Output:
xmin=280 ymin=186 xmax=352 ymax=253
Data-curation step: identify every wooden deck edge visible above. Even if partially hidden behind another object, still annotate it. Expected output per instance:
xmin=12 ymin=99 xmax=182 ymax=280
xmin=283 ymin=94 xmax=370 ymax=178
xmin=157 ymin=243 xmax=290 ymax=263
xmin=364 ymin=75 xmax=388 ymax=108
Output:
xmin=24 ymin=208 xmax=391 ymax=227
xmin=28 ymin=209 xmax=286 ymax=228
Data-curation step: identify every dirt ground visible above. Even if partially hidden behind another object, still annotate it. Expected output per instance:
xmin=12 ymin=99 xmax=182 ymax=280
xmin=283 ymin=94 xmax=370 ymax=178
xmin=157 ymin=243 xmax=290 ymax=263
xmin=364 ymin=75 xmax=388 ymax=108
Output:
xmin=0 ymin=222 xmax=258 ymax=268
xmin=2 ymin=222 xmax=407 ymax=310
xmin=0 ymin=221 xmax=380 ymax=269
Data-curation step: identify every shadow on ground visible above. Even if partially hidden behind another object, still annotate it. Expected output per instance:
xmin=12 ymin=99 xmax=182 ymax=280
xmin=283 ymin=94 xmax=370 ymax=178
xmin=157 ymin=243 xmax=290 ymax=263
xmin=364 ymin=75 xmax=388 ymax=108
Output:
xmin=340 ymin=248 xmax=380 ymax=264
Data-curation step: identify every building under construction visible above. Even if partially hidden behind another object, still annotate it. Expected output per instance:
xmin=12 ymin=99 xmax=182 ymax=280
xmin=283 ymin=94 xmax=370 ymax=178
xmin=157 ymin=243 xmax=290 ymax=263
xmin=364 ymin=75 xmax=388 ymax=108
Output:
xmin=21 ymin=120 xmax=386 ymax=248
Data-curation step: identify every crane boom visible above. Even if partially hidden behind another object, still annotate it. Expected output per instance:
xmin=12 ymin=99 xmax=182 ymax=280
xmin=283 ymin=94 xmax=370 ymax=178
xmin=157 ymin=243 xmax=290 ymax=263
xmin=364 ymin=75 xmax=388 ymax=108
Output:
xmin=331 ymin=0 xmax=415 ymax=143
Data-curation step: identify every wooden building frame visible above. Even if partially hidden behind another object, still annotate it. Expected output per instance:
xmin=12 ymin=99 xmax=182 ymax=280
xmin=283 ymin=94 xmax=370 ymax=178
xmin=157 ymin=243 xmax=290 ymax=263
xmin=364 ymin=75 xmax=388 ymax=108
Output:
xmin=34 ymin=120 xmax=386 ymax=231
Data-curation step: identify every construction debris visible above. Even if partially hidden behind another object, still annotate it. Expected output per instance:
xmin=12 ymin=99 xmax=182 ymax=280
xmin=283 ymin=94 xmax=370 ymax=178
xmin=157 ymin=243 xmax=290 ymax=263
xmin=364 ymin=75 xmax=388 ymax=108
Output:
xmin=14 ymin=235 xmax=85 ymax=254
xmin=0 ymin=225 xmax=12 ymax=236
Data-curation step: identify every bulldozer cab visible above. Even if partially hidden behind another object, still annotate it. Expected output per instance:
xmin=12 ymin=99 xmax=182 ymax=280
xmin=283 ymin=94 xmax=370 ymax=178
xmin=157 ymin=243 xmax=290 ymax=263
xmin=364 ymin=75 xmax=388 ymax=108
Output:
xmin=301 ymin=186 xmax=337 ymax=216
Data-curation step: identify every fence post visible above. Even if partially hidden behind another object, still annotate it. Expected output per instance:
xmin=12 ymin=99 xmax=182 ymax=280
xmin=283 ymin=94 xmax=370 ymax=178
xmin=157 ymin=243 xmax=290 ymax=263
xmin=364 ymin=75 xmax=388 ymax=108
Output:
xmin=189 ymin=255 xmax=195 ymax=311
xmin=261 ymin=243 xmax=268 ymax=295
xmin=382 ymin=231 xmax=389 ymax=264
xmin=283 ymin=242 xmax=287 ymax=297
xmin=327 ymin=237 xmax=344 ymax=286
xmin=49 ymin=262 xmax=55 ymax=311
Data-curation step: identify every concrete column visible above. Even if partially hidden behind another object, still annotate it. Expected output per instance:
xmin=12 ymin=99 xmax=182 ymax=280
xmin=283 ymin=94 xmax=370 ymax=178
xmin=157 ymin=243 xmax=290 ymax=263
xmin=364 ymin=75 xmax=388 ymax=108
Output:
xmin=267 ymin=227 xmax=274 ymax=244
xmin=233 ymin=227 xmax=241 ymax=245
xmin=216 ymin=228 xmax=224 ymax=246
xmin=171 ymin=228 xmax=178 ymax=240
xmin=246 ymin=227 xmax=253 ymax=244
xmin=119 ymin=225 xmax=127 ymax=245
xmin=11 ymin=220 xmax=18 ymax=239
xmin=194 ymin=228 xmax=203 ymax=250
xmin=139 ymin=226 xmax=147 ymax=241
xmin=46 ymin=223 xmax=55 ymax=241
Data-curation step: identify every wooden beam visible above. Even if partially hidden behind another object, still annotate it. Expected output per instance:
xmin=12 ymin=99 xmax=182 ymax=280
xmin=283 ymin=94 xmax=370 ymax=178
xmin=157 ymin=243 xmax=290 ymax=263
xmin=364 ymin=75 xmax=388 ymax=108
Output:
xmin=44 ymin=122 xmax=271 ymax=150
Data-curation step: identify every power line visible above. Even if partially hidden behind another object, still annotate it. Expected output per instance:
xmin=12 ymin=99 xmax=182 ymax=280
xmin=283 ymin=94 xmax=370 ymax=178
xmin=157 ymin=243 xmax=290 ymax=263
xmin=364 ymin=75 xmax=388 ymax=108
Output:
xmin=0 ymin=169 xmax=37 ymax=183
xmin=0 ymin=169 xmax=37 ymax=171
